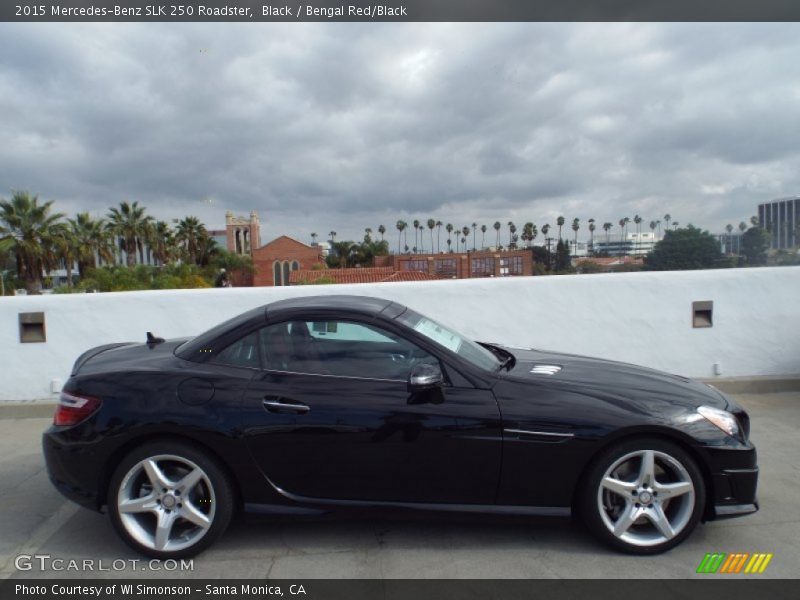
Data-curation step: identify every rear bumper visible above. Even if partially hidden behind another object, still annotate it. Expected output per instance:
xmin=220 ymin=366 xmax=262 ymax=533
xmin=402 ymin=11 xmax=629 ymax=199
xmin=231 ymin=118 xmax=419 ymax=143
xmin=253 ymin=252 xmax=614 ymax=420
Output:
xmin=42 ymin=429 xmax=104 ymax=511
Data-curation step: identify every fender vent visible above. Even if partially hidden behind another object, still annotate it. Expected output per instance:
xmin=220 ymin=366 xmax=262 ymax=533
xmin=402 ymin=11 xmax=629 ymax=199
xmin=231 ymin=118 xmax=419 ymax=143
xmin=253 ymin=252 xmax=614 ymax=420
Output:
xmin=530 ymin=364 xmax=562 ymax=375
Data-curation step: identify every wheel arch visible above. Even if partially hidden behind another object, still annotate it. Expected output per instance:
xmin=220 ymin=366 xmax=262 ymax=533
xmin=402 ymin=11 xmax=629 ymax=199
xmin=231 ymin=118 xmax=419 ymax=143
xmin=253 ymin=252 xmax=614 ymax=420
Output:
xmin=570 ymin=427 xmax=716 ymax=521
xmin=97 ymin=432 xmax=243 ymax=513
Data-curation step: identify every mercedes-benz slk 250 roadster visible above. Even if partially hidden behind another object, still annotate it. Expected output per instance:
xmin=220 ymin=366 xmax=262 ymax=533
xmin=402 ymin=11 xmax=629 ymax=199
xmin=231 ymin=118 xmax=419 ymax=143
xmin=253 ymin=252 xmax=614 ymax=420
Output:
xmin=43 ymin=295 xmax=758 ymax=558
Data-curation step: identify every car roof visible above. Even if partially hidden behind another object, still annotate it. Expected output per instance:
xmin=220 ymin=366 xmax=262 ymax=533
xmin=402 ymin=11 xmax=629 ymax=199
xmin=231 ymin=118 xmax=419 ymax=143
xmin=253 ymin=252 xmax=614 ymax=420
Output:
xmin=266 ymin=295 xmax=400 ymax=317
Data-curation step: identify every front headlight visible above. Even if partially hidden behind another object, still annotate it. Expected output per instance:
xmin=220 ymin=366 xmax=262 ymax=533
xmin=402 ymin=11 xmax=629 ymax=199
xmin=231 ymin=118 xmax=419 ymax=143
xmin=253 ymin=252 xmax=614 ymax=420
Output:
xmin=697 ymin=405 xmax=739 ymax=438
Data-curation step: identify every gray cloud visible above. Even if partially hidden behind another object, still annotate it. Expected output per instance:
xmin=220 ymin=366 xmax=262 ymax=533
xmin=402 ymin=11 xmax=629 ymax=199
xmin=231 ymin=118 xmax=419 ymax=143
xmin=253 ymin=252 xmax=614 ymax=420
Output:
xmin=1 ymin=22 xmax=799 ymax=243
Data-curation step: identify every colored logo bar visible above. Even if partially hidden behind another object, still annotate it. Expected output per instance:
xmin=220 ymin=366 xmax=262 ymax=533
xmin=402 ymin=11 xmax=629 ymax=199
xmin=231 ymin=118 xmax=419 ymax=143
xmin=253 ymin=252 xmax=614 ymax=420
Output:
xmin=696 ymin=552 xmax=773 ymax=574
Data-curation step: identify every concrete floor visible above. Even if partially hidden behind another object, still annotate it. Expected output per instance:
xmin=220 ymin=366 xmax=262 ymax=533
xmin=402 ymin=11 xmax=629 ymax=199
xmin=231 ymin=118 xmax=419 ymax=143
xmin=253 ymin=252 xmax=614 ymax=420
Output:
xmin=0 ymin=393 xmax=797 ymax=580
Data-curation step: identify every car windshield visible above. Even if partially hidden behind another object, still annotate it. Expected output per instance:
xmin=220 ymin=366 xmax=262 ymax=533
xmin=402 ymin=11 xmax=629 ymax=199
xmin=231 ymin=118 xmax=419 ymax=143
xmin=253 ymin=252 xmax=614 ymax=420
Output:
xmin=397 ymin=309 xmax=500 ymax=372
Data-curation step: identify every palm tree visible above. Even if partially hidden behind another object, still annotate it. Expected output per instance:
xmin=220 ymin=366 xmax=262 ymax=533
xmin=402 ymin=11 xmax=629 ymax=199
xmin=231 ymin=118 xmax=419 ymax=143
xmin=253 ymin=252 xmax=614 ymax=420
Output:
xmin=556 ymin=216 xmax=565 ymax=240
xmin=571 ymin=218 xmax=580 ymax=256
xmin=739 ymin=221 xmax=747 ymax=233
xmin=412 ymin=219 xmax=420 ymax=252
xmin=148 ymin=220 xmax=174 ymax=266
xmin=633 ymin=214 xmax=643 ymax=254
xmin=395 ymin=221 xmax=406 ymax=254
xmin=174 ymin=216 xmax=208 ymax=265
xmin=618 ymin=217 xmax=630 ymax=256
xmin=603 ymin=222 xmax=612 ymax=249
xmin=588 ymin=219 xmax=596 ymax=254
xmin=507 ymin=221 xmax=516 ymax=248
xmin=331 ymin=241 xmax=357 ymax=268
xmin=69 ymin=212 xmax=113 ymax=275
xmin=530 ymin=223 xmax=538 ymax=247
xmin=480 ymin=224 xmax=487 ymax=249
xmin=377 ymin=224 xmax=386 ymax=241
xmin=493 ymin=221 xmax=501 ymax=248
xmin=310 ymin=232 xmax=318 ymax=245
xmin=541 ymin=224 xmax=551 ymax=268
xmin=655 ymin=219 xmax=662 ymax=239
xmin=107 ymin=201 xmax=152 ymax=267
xmin=522 ymin=222 xmax=534 ymax=248
xmin=462 ymin=226 xmax=470 ymax=251
xmin=329 ymin=230 xmax=337 ymax=243
xmin=446 ymin=223 xmax=454 ymax=252
xmin=672 ymin=221 xmax=678 ymax=230
xmin=0 ymin=191 xmax=65 ymax=294
xmin=664 ymin=214 xmax=671 ymax=232
xmin=435 ymin=221 xmax=443 ymax=253
xmin=51 ymin=223 xmax=77 ymax=288
xmin=427 ymin=219 xmax=436 ymax=254
xmin=364 ymin=227 xmax=373 ymax=242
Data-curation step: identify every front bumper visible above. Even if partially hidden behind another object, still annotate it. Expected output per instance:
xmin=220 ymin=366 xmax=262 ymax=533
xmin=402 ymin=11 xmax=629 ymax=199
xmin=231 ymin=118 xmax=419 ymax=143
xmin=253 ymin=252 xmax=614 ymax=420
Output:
xmin=703 ymin=442 xmax=759 ymax=521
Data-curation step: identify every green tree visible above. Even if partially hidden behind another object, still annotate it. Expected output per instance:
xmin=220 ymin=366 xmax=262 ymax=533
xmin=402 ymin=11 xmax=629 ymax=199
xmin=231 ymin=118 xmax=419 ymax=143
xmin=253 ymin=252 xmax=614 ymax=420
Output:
xmin=739 ymin=227 xmax=770 ymax=266
xmin=645 ymin=226 xmax=726 ymax=271
xmin=554 ymin=239 xmax=572 ymax=272
xmin=174 ymin=216 xmax=209 ymax=266
xmin=69 ymin=212 xmax=114 ymax=277
xmin=0 ymin=191 xmax=65 ymax=294
xmin=395 ymin=220 xmax=406 ymax=254
xmin=107 ymin=201 xmax=153 ymax=267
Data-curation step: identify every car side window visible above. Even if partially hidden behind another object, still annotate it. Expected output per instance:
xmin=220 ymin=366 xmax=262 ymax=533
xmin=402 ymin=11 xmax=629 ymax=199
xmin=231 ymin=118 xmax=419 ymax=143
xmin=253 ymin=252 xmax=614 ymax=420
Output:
xmin=213 ymin=332 xmax=260 ymax=369
xmin=259 ymin=320 xmax=436 ymax=380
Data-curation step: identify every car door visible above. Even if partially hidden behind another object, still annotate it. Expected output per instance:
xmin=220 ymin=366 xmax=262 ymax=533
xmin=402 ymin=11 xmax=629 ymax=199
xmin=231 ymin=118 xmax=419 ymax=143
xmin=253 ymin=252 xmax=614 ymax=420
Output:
xmin=241 ymin=318 xmax=502 ymax=505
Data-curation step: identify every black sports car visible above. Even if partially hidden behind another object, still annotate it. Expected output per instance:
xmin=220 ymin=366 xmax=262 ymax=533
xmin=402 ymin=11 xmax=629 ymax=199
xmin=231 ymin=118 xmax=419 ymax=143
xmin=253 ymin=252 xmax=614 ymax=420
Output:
xmin=43 ymin=295 xmax=758 ymax=558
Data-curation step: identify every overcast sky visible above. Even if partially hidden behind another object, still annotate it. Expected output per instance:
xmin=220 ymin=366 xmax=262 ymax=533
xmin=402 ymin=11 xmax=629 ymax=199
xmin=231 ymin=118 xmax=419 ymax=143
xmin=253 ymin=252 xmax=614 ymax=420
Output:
xmin=1 ymin=22 xmax=799 ymax=245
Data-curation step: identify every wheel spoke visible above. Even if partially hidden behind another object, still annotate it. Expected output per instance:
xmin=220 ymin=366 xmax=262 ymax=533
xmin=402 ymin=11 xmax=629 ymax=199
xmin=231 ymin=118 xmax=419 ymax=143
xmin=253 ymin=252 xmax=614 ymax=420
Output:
xmin=154 ymin=510 xmax=178 ymax=551
xmin=637 ymin=450 xmax=655 ymax=487
xmin=613 ymin=502 xmax=642 ymax=537
xmin=655 ymin=480 xmax=693 ymax=499
xmin=179 ymin=500 xmax=212 ymax=530
xmin=602 ymin=476 xmax=636 ymax=498
xmin=119 ymin=493 xmax=158 ymax=514
xmin=176 ymin=468 xmax=203 ymax=494
xmin=143 ymin=459 xmax=171 ymax=490
xmin=646 ymin=505 xmax=675 ymax=539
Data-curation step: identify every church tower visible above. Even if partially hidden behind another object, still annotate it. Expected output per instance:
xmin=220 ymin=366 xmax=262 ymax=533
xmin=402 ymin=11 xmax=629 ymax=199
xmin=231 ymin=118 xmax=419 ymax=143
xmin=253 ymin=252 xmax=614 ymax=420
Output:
xmin=225 ymin=211 xmax=261 ymax=256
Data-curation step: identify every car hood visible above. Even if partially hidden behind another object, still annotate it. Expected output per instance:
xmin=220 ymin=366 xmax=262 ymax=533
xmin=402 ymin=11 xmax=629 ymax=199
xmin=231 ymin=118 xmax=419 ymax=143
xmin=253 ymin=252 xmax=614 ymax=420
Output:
xmin=501 ymin=346 xmax=731 ymax=411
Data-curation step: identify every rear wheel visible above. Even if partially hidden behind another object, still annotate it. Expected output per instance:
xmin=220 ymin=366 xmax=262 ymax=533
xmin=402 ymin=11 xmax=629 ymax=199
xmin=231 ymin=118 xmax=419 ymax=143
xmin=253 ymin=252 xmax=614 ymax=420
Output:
xmin=108 ymin=441 xmax=234 ymax=558
xmin=580 ymin=438 xmax=705 ymax=554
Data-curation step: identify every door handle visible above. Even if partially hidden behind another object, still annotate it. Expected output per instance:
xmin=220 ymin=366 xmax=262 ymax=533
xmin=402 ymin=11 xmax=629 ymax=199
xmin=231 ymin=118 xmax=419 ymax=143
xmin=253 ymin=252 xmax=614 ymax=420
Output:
xmin=262 ymin=398 xmax=311 ymax=414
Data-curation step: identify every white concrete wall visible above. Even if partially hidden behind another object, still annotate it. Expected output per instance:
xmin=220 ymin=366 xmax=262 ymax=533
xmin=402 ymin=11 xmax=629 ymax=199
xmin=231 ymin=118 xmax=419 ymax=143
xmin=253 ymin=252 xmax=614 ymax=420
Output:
xmin=1 ymin=267 xmax=798 ymax=402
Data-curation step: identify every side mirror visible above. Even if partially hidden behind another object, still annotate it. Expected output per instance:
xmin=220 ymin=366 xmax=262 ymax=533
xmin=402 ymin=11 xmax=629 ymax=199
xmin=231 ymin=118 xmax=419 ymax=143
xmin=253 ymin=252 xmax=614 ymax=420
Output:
xmin=408 ymin=363 xmax=444 ymax=390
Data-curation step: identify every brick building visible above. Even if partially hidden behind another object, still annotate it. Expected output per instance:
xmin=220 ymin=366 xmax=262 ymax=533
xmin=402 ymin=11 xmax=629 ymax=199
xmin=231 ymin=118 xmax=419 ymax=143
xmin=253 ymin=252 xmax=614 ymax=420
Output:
xmin=373 ymin=249 xmax=533 ymax=279
xmin=252 ymin=236 xmax=325 ymax=286
xmin=290 ymin=267 xmax=441 ymax=285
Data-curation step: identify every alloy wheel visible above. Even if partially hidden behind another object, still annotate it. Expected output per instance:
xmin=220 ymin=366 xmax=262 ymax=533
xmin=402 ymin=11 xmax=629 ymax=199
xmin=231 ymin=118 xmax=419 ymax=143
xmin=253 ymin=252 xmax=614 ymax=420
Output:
xmin=116 ymin=454 xmax=216 ymax=553
xmin=596 ymin=449 xmax=695 ymax=547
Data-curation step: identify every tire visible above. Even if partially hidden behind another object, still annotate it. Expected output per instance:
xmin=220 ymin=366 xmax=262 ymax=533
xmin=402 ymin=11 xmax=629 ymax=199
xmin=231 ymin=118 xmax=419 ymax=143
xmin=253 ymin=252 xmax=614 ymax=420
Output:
xmin=580 ymin=438 xmax=706 ymax=555
xmin=108 ymin=440 xmax=234 ymax=559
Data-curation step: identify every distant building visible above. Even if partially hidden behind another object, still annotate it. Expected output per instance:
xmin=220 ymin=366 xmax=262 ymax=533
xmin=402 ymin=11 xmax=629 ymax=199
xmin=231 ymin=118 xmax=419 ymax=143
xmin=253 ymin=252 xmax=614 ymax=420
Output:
xmin=290 ymin=267 xmax=442 ymax=285
xmin=717 ymin=232 xmax=744 ymax=255
xmin=591 ymin=232 xmax=658 ymax=257
xmin=573 ymin=256 xmax=645 ymax=272
xmin=374 ymin=249 xmax=533 ymax=279
xmin=252 ymin=235 xmax=325 ymax=286
xmin=758 ymin=197 xmax=799 ymax=249
xmin=225 ymin=211 xmax=261 ymax=255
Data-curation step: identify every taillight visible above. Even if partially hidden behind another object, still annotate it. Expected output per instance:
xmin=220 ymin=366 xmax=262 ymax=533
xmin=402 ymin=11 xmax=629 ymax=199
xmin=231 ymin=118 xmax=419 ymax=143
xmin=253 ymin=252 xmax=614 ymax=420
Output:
xmin=54 ymin=391 xmax=102 ymax=426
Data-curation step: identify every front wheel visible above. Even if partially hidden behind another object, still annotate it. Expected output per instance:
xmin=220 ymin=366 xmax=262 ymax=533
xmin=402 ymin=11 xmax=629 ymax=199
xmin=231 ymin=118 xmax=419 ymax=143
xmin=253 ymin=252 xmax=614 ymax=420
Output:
xmin=108 ymin=441 xmax=234 ymax=558
xmin=580 ymin=438 xmax=705 ymax=554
